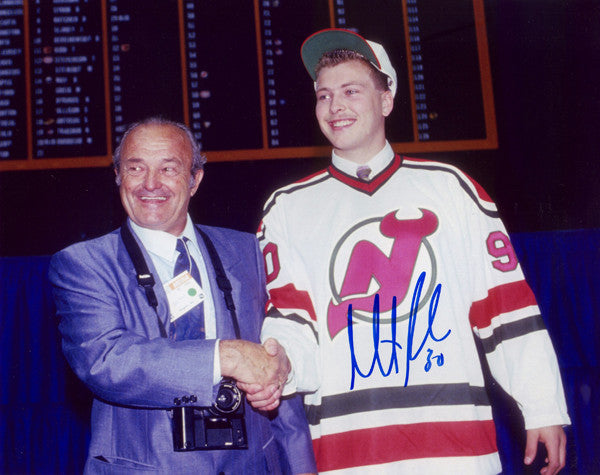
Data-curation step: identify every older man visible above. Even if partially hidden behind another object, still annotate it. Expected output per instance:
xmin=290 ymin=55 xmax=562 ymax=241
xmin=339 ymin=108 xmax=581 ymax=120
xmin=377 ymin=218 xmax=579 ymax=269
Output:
xmin=49 ymin=117 xmax=316 ymax=474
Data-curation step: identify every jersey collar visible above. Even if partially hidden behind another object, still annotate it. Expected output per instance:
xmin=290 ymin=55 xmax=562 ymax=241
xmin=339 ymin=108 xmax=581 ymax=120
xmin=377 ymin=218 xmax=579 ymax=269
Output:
xmin=328 ymin=154 xmax=403 ymax=195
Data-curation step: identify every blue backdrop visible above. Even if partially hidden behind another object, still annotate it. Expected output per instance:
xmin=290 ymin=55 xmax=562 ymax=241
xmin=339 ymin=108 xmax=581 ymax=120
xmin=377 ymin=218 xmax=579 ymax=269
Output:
xmin=1 ymin=229 xmax=599 ymax=474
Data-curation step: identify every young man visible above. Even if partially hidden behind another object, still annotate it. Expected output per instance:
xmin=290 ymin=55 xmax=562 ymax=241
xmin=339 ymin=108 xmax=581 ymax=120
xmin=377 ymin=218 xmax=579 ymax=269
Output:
xmin=255 ymin=29 xmax=570 ymax=474
xmin=49 ymin=117 xmax=316 ymax=474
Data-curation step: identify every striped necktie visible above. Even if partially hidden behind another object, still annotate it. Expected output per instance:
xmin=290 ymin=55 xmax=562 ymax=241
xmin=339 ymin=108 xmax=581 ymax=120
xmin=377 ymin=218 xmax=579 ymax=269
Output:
xmin=169 ymin=237 xmax=205 ymax=340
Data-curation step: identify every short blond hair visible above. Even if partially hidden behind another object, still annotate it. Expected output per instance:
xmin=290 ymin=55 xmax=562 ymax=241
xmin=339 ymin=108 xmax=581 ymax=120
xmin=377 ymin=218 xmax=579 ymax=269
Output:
xmin=315 ymin=49 xmax=390 ymax=92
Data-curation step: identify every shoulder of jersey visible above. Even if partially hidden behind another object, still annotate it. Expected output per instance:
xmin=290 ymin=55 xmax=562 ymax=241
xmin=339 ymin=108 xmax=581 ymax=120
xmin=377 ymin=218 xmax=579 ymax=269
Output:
xmin=263 ymin=167 xmax=331 ymax=210
xmin=402 ymin=156 xmax=498 ymax=215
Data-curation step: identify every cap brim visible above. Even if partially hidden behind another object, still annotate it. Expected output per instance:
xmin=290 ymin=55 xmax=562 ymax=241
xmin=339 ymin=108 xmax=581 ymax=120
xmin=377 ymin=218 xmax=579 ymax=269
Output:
xmin=301 ymin=29 xmax=379 ymax=81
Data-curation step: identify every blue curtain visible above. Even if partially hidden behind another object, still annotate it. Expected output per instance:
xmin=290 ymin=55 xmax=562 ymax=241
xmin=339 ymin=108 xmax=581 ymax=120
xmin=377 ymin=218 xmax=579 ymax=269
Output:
xmin=0 ymin=256 xmax=91 ymax=474
xmin=493 ymin=229 xmax=600 ymax=473
xmin=1 ymin=229 xmax=599 ymax=474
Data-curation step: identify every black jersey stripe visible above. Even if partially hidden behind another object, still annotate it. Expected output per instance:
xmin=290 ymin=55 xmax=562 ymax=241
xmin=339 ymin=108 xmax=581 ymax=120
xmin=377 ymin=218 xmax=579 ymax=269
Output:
xmin=403 ymin=161 xmax=499 ymax=219
xmin=304 ymin=383 xmax=490 ymax=425
xmin=479 ymin=314 xmax=547 ymax=354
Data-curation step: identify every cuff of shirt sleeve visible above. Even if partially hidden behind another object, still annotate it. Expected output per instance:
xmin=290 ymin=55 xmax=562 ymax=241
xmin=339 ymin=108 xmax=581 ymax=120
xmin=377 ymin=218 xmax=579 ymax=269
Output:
xmin=261 ymin=320 xmax=320 ymax=393
xmin=523 ymin=411 xmax=571 ymax=430
xmin=213 ymin=339 xmax=222 ymax=385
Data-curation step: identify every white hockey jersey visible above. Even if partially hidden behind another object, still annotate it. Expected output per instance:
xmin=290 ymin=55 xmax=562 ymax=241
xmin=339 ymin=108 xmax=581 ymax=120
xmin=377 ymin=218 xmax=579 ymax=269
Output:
xmin=258 ymin=155 xmax=570 ymax=474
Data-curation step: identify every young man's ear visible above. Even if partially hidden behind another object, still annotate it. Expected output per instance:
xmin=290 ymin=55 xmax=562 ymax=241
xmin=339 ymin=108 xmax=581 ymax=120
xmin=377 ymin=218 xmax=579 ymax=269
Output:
xmin=382 ymin=90 xmax=394 ymax=117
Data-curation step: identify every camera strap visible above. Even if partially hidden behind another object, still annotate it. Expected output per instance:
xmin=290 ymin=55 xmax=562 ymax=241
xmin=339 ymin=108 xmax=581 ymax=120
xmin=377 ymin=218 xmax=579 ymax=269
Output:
xmin=196 ymin=228 xmax=241 ymax=340
xmin=119 ymin=223 xmax=241 ymax=340
xmin=120 ymin=223 xmax=167 ymax=338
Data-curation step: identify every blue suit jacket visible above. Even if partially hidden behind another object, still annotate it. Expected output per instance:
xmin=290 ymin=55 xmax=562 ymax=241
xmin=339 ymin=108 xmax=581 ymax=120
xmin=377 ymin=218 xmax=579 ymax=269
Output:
xmin=49 ymin=223 xmax=316 ymax=474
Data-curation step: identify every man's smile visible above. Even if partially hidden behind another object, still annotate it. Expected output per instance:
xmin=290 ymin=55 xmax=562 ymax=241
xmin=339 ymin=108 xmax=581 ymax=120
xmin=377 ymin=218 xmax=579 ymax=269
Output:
xmin=139 ymin=195 xmax=167 ymax=202
xmin=329 ymin=118 xmax=356 ymax=129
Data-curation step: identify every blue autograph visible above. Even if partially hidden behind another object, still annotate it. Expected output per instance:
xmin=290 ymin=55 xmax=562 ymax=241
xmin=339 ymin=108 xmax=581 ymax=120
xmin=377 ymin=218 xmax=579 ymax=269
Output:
xmin=348 ymin=271 xmax=451 ymax=389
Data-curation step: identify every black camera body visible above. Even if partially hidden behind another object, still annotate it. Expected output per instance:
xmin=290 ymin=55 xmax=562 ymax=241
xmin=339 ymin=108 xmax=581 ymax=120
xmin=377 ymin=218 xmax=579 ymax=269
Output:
xmin=172 ymin=379 xmax=247 ymax=451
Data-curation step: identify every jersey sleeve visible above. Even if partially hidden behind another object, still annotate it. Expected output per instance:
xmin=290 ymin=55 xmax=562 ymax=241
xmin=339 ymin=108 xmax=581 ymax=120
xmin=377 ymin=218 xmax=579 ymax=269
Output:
xmin=257 ymin=193 xmax=320 ymax=394
xmin=462 ymin=174 xmax=571 ymax=430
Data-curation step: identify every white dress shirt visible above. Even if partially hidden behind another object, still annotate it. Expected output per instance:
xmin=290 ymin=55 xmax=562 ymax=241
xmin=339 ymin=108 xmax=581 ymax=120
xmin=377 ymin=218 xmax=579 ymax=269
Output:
xmin=331 ymin=140 xmax=395 ymax=179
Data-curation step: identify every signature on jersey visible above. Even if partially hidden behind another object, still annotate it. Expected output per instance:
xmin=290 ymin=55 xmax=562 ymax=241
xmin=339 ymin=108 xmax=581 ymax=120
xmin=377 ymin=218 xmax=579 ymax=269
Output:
xmin=347 ymin=271 xmax=451 ymax=389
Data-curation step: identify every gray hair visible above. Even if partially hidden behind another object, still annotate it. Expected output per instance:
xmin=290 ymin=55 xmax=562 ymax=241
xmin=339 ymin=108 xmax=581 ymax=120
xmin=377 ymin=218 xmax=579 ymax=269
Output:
xmin=113 ymin=117 xmax=207 ymax=187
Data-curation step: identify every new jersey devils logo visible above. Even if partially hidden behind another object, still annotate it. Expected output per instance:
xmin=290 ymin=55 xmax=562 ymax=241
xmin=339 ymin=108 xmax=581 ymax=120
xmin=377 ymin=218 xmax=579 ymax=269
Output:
xmin=327 ymin=209 xmax=439 ymax=338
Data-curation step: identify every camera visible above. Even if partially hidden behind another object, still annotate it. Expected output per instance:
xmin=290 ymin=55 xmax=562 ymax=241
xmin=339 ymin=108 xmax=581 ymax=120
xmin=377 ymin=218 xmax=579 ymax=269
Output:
xmin=172 ymin=379 xmax=247 ymax=451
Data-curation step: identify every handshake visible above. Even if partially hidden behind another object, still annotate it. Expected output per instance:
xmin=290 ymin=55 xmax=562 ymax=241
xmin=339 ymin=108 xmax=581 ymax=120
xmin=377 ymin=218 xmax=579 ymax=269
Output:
xmin=219 ymin=338 xmax=290 ymax=411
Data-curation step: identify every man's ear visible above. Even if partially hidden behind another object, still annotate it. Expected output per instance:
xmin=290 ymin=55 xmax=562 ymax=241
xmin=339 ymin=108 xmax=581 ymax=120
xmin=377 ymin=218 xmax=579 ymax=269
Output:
xmin=381 ymin=90 xmax=394 ymax=118
xmin=190 ymin=168 xmax=204 ymax=196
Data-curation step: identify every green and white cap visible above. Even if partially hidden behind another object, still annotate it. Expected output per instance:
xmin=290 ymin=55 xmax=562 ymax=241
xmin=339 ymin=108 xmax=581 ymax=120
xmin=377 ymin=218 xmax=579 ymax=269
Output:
xmin=301 ymin=28 xmax=397 ymax=97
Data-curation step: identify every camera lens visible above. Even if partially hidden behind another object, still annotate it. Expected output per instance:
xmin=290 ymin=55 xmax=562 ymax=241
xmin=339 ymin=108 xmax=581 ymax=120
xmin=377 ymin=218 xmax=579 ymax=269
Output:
xmin=214 ymin=381 xmax=242 ymax=413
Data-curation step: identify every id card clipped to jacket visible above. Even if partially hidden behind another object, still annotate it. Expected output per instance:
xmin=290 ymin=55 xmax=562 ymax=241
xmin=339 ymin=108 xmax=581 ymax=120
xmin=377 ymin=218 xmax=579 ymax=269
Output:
xmin=164 ymin=271 xmax=205 ymax=322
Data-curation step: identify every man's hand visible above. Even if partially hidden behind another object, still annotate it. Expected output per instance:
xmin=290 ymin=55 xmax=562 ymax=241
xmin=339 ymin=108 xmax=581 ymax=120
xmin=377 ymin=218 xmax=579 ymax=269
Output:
xmin=219 ymin=338 xmax=290 ymax=410
xmin=524 ymin=425 xmax=566 ymax=475
xmin=238 ymin=339 xmax=290 ymax=411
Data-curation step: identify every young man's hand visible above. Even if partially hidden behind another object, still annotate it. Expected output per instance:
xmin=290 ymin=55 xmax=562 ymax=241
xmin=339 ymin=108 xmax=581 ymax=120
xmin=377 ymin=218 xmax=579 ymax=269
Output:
xmin=220 ymin=338 xmax=290 ymax=411
xmin=524 ymin=425 xmax=566 ymax=475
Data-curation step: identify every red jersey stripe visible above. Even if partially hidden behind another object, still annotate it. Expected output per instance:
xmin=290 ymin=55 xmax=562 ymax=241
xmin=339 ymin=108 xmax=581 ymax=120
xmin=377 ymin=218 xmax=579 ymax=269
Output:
xmin=469 ymin=280 xmax=537 ymax=329
xmin=312 ymin=419 xmax=497 ymax=472
xmin=268 ymin=283 xmax=318 ymax=321
xmin=328 ymin=155 xmax=402 ymax=194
